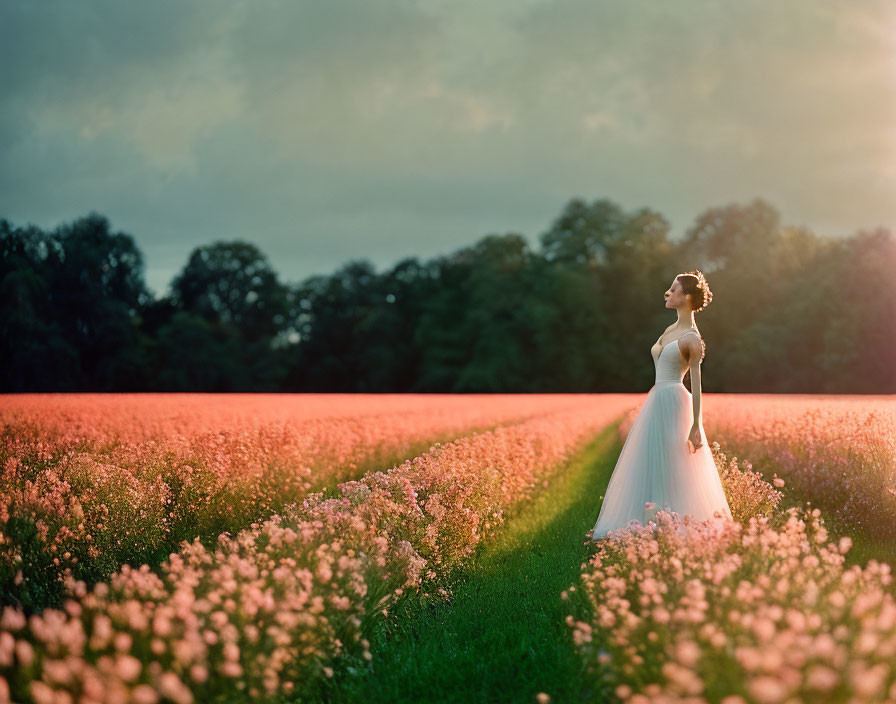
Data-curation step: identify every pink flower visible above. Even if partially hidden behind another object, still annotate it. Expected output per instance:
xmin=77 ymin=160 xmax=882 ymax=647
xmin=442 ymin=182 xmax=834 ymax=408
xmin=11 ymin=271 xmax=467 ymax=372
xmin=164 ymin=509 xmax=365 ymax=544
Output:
xmin=158 ymin=673 xmax=193 ymax=704
xmin=117 ymin=654 xmax=142 ymax=682
xmin=132 ymin=684 xmax=160 ymax=704
xmin=805 ymin=665 xmax=838 ymax=692
xmin=14 ymin=639 xmax=34 ymax=667
xmin=674 ymin=639 xmax=700 ymax=667
xmin=748 ymin=676 xmax=790 ymax=704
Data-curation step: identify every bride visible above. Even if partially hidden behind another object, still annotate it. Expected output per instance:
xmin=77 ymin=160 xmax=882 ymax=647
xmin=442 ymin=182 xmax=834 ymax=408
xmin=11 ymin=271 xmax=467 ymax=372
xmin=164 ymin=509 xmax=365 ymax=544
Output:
xmin=590 ymin=270 xmax=733 ymax=541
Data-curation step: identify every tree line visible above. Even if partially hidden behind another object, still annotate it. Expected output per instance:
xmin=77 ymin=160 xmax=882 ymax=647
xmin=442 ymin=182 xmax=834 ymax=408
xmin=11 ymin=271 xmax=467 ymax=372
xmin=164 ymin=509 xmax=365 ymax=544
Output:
xmin=1 ymin=197 xmax=893 ymax=393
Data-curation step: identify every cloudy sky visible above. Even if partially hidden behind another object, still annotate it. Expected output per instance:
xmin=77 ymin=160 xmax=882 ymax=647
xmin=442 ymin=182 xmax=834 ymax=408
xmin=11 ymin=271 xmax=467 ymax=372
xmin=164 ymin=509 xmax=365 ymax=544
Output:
xmin=2 ymin=0 xmax=894 ymax=296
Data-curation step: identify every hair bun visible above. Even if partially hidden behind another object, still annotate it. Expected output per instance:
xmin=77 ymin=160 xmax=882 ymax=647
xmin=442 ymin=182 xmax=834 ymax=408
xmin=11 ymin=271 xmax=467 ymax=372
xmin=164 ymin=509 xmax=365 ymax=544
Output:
xmin=678 ymin=269 xmax=712 ymax=313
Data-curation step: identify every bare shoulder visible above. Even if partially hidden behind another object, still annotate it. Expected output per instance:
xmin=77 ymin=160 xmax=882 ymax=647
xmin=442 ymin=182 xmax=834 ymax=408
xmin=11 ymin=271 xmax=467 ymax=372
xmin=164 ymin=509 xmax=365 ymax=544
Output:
xmin=680 ymin=331 xmax=703 ymax=360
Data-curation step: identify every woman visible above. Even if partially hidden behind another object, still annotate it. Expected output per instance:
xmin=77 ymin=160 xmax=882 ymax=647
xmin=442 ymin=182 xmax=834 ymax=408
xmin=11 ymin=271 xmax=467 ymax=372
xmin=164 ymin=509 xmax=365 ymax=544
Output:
xmin=590 ymin=269 xmax=732 ymax=540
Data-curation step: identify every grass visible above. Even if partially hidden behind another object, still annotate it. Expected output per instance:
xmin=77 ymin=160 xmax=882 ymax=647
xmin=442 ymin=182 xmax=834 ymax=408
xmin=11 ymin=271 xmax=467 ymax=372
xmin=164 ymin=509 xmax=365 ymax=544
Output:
xmin=311 ymin=420 xmax=624 ymax=704
xmin=300 ymin=425 xmax=896 ymax=703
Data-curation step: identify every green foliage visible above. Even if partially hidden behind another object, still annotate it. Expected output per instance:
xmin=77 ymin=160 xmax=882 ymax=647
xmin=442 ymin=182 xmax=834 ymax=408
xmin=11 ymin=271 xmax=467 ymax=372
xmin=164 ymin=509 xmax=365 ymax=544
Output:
xmin=2 ymin=196 xmax=894 ymax=392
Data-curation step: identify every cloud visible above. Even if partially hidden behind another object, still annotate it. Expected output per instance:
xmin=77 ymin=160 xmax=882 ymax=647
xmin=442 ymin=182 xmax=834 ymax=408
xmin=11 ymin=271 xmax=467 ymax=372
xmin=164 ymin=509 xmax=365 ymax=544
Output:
xmin=1 ymin=0 xmax=894 ymax=295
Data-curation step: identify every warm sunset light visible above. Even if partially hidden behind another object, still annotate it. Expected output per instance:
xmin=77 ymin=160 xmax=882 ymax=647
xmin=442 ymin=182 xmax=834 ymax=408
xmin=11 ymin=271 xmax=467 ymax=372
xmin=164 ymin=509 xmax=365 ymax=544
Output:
xmin=2 ymin=1 xmax=896 ymax=702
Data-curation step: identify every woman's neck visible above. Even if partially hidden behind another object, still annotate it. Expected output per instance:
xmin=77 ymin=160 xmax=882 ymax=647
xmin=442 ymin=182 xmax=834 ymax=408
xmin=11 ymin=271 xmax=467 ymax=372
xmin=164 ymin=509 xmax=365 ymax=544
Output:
xmin=674 ymin=310 xmax=696 ymax=328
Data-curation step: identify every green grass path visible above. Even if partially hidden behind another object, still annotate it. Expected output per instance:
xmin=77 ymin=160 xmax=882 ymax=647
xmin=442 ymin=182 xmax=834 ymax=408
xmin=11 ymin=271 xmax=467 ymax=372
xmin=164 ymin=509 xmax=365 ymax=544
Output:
xmin=319 ymin=420 xmax=623 ymax=704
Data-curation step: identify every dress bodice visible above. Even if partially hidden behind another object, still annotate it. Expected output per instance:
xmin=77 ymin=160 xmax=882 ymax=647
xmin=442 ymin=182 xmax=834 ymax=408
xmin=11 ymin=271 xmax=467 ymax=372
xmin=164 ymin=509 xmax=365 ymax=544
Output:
xmin=652 ymin=332 xmax=698 ymax=385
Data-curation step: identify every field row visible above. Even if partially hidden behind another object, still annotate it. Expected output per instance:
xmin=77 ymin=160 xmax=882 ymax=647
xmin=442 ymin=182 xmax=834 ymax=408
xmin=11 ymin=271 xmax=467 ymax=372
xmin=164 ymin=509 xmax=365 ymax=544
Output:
xmin=0 ymin=393 xmax=594 ymax=445
xmin=0 ymin=393 xmax=605 ymax=611
xmin=702 ymin=395 xmax=896 ymax=537
xmin=0 ymin=397 xmax=636 ymax=703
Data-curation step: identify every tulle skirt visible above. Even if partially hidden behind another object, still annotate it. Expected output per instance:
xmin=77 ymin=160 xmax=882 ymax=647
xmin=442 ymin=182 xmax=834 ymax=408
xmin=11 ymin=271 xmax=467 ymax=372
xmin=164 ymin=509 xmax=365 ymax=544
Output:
xmin=591 ymin=381 xmax=733 ymax=540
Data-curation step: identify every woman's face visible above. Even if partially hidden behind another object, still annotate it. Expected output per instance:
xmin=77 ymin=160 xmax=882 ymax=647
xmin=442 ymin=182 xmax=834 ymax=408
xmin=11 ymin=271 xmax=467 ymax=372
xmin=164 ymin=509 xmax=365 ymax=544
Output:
xmin=664 ymin=279 xmax=689 ymax=309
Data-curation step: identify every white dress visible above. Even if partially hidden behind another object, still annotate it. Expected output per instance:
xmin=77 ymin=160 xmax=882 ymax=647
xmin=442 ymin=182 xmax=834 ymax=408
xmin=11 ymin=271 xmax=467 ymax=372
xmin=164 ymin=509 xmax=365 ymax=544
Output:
xmin=591 ymin=330 xmax=733 ymax=540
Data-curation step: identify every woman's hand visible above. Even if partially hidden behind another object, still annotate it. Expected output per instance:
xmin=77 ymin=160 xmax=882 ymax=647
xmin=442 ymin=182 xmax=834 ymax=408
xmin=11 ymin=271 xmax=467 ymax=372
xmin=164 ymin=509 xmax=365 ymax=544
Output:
xmin=687 ymin=423 xmax=703 ymax=453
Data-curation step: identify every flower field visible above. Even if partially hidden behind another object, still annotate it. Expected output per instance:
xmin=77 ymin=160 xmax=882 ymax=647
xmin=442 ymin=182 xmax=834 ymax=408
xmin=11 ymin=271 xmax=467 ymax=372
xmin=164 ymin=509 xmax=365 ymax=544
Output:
xmin=700 ymin=395 xmax=896 ymax=541
xmin=0 ymin=393 xmax=597 ymax=612
xmin=5 ymin=391 xmax=896 ymax=703
xmin=569 ymin=505 xmax=896 ymax=703
xmin=0 ymin=394 xmax=636 ymax=702
xmin=563 ymin=393 xmax=896 ymax=704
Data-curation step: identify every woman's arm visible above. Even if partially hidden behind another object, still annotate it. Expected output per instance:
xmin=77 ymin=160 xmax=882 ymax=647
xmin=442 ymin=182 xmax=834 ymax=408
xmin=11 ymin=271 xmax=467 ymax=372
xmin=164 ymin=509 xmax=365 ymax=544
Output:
xmin=688 ymin=343 xmax=702 ymax=421
xmin=683 ymin=334 xmax=703 ymax=451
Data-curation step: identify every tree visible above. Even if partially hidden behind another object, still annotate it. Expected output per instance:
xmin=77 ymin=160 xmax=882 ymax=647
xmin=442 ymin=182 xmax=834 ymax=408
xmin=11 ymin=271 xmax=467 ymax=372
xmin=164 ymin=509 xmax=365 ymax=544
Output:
xmin=287 ymin=260 xmax=392 ymax=391
xmin=539 ymin=197 xmax=628 ymax=266
xmin=155 ymin=312 xmax=249 ymax=391
xmin=48 ymin=212 xmax=151 ymax=389
xmin=0 ymin=220 xmax=78 ymax=390
xmin=171 ymin=241 xmax=290 ymax=343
